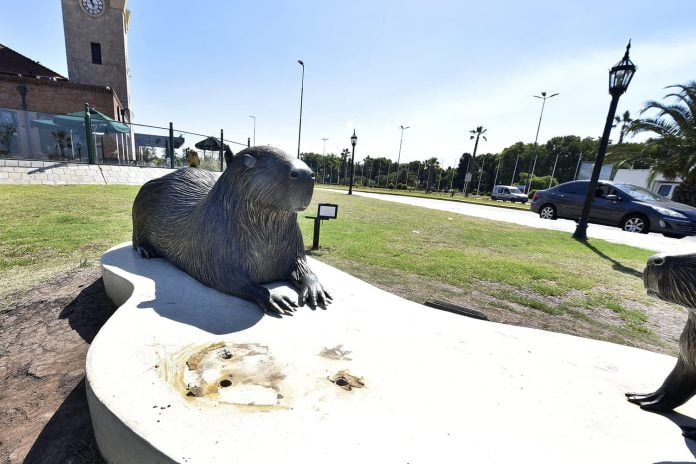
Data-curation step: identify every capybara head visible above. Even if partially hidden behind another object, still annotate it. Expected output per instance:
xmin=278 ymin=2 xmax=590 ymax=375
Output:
xmin=228 ymin=146 xmax=315 ymax=212
xmin=644 ymin=252 xmax=696 ymax=309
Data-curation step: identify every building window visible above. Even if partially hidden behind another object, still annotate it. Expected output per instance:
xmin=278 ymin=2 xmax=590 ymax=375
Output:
xmin=91 ymin=42 xmax=102 ymax=64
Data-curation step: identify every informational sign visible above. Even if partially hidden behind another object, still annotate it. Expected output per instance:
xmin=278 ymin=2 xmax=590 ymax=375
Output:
xmin=465 ymin=173 xmax=473 ymax=182
xmin=318 ymin=203 xmax=338 ymax=219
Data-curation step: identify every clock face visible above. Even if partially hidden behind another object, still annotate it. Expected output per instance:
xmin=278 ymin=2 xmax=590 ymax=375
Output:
xmin=80 ymin=0 xmax=105 ymax=16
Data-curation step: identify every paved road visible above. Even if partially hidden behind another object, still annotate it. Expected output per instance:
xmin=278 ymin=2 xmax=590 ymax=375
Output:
xmin=322 ymin=189 xmax=696 ymax=254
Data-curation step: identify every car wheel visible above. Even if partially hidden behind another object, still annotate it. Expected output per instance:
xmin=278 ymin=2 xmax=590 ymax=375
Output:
xmin=621 ymin=214 xmax=649 ymax=234
xmin=539 ymin=204 xmax=557 ymax=220
xmin=662 ymin=232 xmax=686 ymax=239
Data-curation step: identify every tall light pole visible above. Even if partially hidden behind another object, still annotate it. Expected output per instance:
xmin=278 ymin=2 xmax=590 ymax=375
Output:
xmin=395 ymin=125 xmax=410 ymax=185
xmin=573 ymin=42 xmax=636 ymax=241
xmin=249 ymin=115 xmax=256 ymax=147
xmin=549 ymin=147 xmax=561 ymax=189
xmin=348 ymin=130 xmax=358 ymax=195
xmin=321 ymin=137 xmax=329 ymax=184
xmin=296 ymin=59 xmax=305 ymax=159
xmin=492 ymin=155 xmax=502 ymax=190
xmin=574 ymin=151 xmax=584 ymax=180
xmin=526 ymin=91 xmax=558 ymax=192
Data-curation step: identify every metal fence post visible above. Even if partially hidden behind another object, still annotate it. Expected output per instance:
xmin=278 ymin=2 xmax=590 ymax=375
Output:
xmin=169 ymin=122 xmax=175 ymax=168
xmin=220 ymin=129 xmax=224 ymax=171
xmin=248 ymin=137 xmax=251 ymax=148
xmin=84 ymin=103 xmax=95 ymax=164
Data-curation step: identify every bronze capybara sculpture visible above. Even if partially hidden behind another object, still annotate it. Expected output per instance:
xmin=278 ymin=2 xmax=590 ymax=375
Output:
xmin=132 ymin=146 xmax=332 ymax=315
xmin=626 ymin=252 xmax=696 ymax=411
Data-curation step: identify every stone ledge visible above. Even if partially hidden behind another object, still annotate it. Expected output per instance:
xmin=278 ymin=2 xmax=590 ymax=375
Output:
xmin=89 ymin=243 xmax=696 ymax=464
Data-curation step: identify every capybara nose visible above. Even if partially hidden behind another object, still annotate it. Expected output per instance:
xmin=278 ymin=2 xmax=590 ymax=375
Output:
xmin=648 ymin=254 xmax=667 ymax=267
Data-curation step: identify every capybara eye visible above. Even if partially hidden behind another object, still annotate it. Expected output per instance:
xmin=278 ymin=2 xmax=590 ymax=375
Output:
xmin=290 ymin=169 xmax=300 ymax=179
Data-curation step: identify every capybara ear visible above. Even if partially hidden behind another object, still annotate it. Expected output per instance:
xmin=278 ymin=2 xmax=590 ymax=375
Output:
xmin=242 ymin=154 xmax=257 ymax=169
xmin=224 ymin=147 xmax=234 ymax=167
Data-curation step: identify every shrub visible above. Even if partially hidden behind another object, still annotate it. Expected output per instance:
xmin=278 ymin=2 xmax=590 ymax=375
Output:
xmin=397 ymin=183 xmax=407 ymax=190
xmin=388 ymin=183 xmax=395 ymax=189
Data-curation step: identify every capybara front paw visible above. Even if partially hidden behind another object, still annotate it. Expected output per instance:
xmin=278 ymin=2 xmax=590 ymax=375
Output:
xmin=299 ymin=280 xmax=332 ymax=309
xmin=625 ymin=389 xmax=678 ymax=412
xmin=136 ymin=243 xmax=158 ymax=259
xmin=259 ymin=293 xmax=298 ymax=316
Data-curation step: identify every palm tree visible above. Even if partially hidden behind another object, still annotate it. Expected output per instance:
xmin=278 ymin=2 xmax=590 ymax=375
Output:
xmin=425 ymin=157 xmax=439 ymax=193
xmin=613 ymin=110 xmax=633 ymax=144
xmin=465 ymin=126 xmax=487 ymax=196
xmin=629 ymin=81 xmax=696 ymax=205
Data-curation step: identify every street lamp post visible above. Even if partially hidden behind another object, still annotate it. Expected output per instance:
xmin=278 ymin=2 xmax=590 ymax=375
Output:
xmin=249 ymin=115 xmax=256 ymax=147
xmin=321 ymin=137 xmax=328 ymax=184
xmin=297 ymin=60 xmax=305 ymax=159
xmin=549 ymin=148 xmax=561 ymax=189
xmin=396 ymin=125 xmax=410 ymax=185
xmin=493 ymin=155 xmax=501 ymax=189
xmin=526 ymin=91 xmax=558 ymax=193
xmin=573 ymin=42 xmax=636 ymax=241
xmin=348 ymin=130 xmax=358 ymax=195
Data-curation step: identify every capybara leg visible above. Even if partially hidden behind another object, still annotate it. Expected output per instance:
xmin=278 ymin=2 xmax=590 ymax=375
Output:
xmin=626 ymin=359 xmax=696 ymax=411
xmin=627 ymin=314 xmax=696 ymax=412
xmin=136 ymin=242 xmax=158 ymax=259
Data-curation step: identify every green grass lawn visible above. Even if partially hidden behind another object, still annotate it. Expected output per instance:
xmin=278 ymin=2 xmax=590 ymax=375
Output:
xmin=316 ymin=184 xmax=530 ymax=210
xmin=0 ymin=184 xmax=682 ymax=353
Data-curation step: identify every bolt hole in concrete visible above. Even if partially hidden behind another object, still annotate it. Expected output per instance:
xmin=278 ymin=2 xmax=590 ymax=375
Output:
xmin=219 ymin=379 xmax=232 ymax=388
xmin=328 ymin=370 xmax=365 ymax=391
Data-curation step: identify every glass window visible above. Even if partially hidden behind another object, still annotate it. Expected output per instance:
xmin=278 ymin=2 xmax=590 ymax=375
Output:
xmin=509 ymin=187 xmax=523 ymax=194
xmin=558 ymin=182 xmax=588 ymax=195
xmin=91 ymin=42 xmax=102 ymax=64
xmin=616 ymin=183 xmax=666 ymax=201
xmin=657 ymin=184 xmax=673 ymax=197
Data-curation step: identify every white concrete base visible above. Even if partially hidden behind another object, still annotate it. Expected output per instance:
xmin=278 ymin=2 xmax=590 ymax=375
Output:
xmin=90 ymin=243 xmax=696 ymax=463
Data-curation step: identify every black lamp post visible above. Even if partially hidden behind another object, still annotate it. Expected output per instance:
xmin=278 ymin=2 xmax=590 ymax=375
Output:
xmin=297 ymin=60 xmax=304 ymax=159
xmin=348 ymin=129 xmax=357 ymax=195
xmin=573 ymin=41 xmax=636 ymax=240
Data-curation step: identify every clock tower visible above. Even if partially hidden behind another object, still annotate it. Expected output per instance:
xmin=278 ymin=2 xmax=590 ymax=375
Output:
xmin=61 ymin=0 xmax=132 ymax=121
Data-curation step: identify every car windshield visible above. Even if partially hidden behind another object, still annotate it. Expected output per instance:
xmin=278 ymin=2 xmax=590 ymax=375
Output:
xmin=616 ymin=184 xmax=666 ymax=202
xmin=509 ymin=187 xmax=523 ymax=194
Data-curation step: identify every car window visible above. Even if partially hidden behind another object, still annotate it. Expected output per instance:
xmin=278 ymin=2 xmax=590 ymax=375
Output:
xmin=558 ymin=182 xmax=588 ymax=195
xmin=615 ymin=184 xmax=666 ymax=201
xmin=503 ymin=188 xmax=509 ymax=194
xmin=509 ymin=187 xmax=522 ymax=194
xmin=657 ymin=184 xmax=672 ymax=197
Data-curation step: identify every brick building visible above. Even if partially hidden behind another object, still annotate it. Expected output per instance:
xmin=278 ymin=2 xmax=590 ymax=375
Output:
xmin=0 ymin=0 xmax=133 ymax=162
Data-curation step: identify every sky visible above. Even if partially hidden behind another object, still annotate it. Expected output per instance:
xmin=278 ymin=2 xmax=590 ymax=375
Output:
xmin=2 ymin=0 xmax=695 ymax=168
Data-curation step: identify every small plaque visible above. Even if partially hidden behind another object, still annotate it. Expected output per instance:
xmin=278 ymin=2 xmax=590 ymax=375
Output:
xmin=318 ymin=203 xmax=338 ymax=219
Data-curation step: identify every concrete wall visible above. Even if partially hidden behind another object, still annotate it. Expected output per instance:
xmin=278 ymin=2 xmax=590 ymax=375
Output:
xmin=0 ymin=159 xmax=176 ymax=185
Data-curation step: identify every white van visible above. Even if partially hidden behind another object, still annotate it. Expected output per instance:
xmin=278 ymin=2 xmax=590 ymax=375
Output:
xmin=491 ymin=185 xmax=528 ymax=203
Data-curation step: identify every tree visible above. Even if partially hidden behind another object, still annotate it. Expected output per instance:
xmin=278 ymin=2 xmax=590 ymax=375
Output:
xmin=613 ymin=110 xmax=633 ymax=144
xmin=465 ymin=126 xmax=487 ymax=196
xmin=424 ymin=157 xmax=439 ymax=192
xmin=627 ymin=81 xmax=696 ymax=205
xmin=340 ymin=148 xmax=350 ymax=185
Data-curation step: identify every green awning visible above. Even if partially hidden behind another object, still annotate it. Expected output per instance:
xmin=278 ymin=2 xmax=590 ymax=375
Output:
xmin=58 ymin=109 xmax=131 ymax=134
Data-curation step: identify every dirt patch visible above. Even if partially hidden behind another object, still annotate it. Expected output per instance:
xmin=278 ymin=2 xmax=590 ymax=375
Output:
xmin=0 ymin=266 xmax=113 ymax=464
